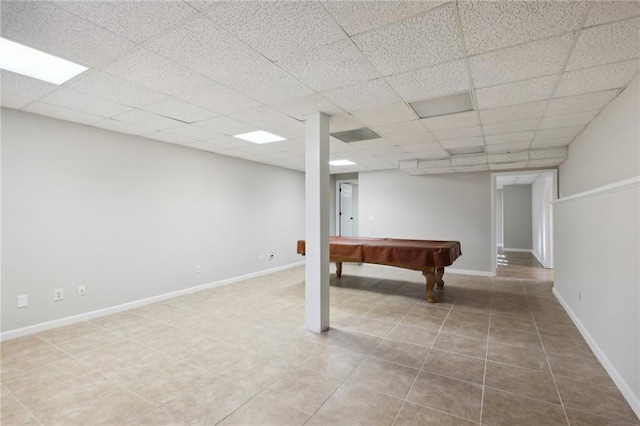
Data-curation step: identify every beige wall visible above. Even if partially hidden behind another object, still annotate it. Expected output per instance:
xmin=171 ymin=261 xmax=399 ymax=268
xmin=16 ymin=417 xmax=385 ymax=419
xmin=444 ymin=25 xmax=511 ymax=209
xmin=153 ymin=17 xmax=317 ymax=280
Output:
xmin=503 ymin=185 xmax=532 ymax=251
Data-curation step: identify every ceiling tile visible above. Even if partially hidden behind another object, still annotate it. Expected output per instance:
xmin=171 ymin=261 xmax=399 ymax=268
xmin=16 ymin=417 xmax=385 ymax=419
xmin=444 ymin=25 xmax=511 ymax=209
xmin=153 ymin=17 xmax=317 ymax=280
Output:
xmin=271 ymin=140 xmax=306 ymax=156
xmin=479 ymin=101 xmax=547 ymax=125
xmin=416 ymin=149 xmax=450 ymax=159
xmin=93 ymin=119 xmax=154 ymax=136
xmin=330 ymin=114 xmax=364 ymax=133
xmin=352 ymin=4 xmax=463 ymax=75
xmin=194 ymin=116 xmax=258 ymax=136
xmin=330 ymin=138 xmax=361 ymax=153
xmin=546 ymin=90 xmax=618 ymax=116
xmin=530 ymin=137 xmax=573 ymax=149
xmin=101 ymin=49 xmax=212 ymax=96
xmin=322 ymin=79 xmax=401 ymax=111
xmin=206 ymin=1 xmax=345 ymax=62
xmin=483 ymin=118 xmax=540 ymax=136
xmin=144 ymin=131 xmax=197 ymax=146
xmin=67 ymin=70 xmax=166 ymax=108
xmin=459 ymin=0 xmax=587 ymax=55
xmin=216 ymin=62 xmax=314 ymax=105
xmin=276 ymin=39 xmax=380 ymax=92
xmin=229 ymin=106 xmax=305 ymax=140
xmin=385 ymin=59 xmax=470 ymax=101
xmin=485 ymin=142 xmax=531 ymax=153
xmin=421 ymin=111 xmax=479 ymax=131
xmin=165 ymin=124 xmax=222 ymax=141
xmin=489 ymin=161 xmax=528 ymax=170
xmin=526 ymin=158 xmax=564 ymax=168
xmin=539 ymin=110 xmax=599 ymax=130
xmin=485 ymin=132 xmax=535 ymax=145
xmin=585 ymin=2 xmax=640 ymax=27
xmin=1 ymin=1 xmax=135 ymax=67
xmin=351 ymin=102 xmax=416 ymax=126
xmin=372 ymin=120 xmax=428 ymax=138
xmin=349 ymin=139 xmax=395 ymax=151
xmin=535 ymin=126 xmax=585 ymax=140
xmin=554 ymin=59 xmax=640 ymax=97
xmin=1 ymin=70 xmax=58 ymax=100
xmin=567 ymin=17 xmax=640 ymax=71
xmin=270 ymin=94 xmax=345 ymax=121
xmin=184 ymin=1 xmax=216 ymax=12
xmin=141 ymin=98 xmax=213 ymax=123
xmin=440 ymin=136 xmax=485 ymax=149
xmin=476 ymin=75 xmax=557 ymax=109
xmin=40 ymin=89 xmax=131 ymax=118
xmin=146 ymin=16 xmax=270 ymax=81
xmin=23 ymin=102 xmax=102 ymax=125
xmin=402 ymin=142 xmax=446 ymax=154
xmin=57 ymin=1 xmax=198 ymax=44
xmin=469 ymin=34 xmax=573 ymax=88
xmin=1 ymin=93 xmax=31 ymax=109
xmin=432 ymin=126 xmax=482 ymax=141
xmin=173 ymin=83 xmax=261 ymax=116
xmin=322 ymin=1 xmax=446 ymax=36
xmin=114 ymin=110 xmax=184 ymax=131
xmin=387 ymin=133 xmax=436 ymax=146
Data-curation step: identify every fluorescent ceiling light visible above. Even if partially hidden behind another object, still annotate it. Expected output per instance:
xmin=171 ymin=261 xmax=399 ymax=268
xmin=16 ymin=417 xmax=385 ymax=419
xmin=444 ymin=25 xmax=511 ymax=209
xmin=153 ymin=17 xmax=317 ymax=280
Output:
xmin=0 ymin=37 xmax=88 ymax=85
xmin=409 ymin=92 xmax=473 ymax=119
xmin=329 ymin=159 xmax=356 ymax=166
xmin=233 ymin=130 xmax=285 ymax=144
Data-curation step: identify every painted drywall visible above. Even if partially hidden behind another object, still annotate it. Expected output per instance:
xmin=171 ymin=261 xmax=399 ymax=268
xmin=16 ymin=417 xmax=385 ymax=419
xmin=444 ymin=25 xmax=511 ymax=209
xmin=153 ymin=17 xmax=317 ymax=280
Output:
xmin=358 ymin=170 xmax=492 ymax=274
xmin=531 ymin=174 xmax=552 ymax=268
xmin=1 ymin=109 xmax=305 ymax=332
xmin=555 ymin=75 xmax=640 ymax=415
xmin=496 ymin=189 xmax=504 ymax=247
xmin=503 ymin=185 xmax=532 ymax=250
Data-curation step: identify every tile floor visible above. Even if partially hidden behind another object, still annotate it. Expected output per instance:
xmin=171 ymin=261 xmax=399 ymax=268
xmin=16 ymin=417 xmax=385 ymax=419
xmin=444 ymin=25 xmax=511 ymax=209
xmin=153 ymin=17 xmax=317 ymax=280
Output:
xmin=1 ymin=261 xmax=638 ymax=425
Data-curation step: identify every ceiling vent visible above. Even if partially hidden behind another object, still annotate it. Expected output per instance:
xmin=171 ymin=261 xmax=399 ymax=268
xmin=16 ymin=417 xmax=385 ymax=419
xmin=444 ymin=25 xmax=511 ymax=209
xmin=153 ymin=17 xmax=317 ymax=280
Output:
xmin=331 ymin=127 xmax=381 ymax=143
xmin=409 ymin=92 xmax=474 ymax=119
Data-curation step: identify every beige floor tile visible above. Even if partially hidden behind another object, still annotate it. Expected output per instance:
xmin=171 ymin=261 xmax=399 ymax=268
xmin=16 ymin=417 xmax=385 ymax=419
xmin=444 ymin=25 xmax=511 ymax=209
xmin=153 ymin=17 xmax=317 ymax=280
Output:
xmin=423 ymin=350 xmax=485 ymax=384
xmin=131 ymin=409 xmax=185 ymax=425
xmin=264 ymin=367 xmax=342 ymax=414
xmin=407 ymin=372 xmax=482 ymax=422
xmin=2 ymin=358 xmax=95 ymax=397
xmin=0 ymin=335 xmax=52 ymax=360
xmin=347 ymin=316 xmax=400 ymax=337
xmin=565 ymin=407 xmax=639 ymax=425
xmin=481 ymin=387 xmax=568 ymax=426
xmin=393 ymin=401 xmax=477 ymax=425
xmin=77 ymin=340 xmax=176 ymax=375
xmin=441 ymin=318 xmax=489 ymax=339
xmin=56 ymin=328 xmax=125 ymax=355
xmin=489 ymin=326 xmax=542 ymax=350
xmin=313 ymin=383 xmax=403 ymax=426
xmin=1 ymin=346 xmax=75 ymax=380
xmin=346 ymin=357 xmax=419 ymax=399
xmin=218 ymin=392 xmax=309 ymax=426
xmin=324 ymin=328 xmax=382 ymax=355
xmin=129 ymin=302 xmax=199 ymax=324
xmin=555 ymin=376 xmax=639 ymax=423
xmin=302 ymin=345 xmax=365 ymax=380
xmin=400 ymin=310 xmax=447 ymax=330
xmin=490 ymin=313 xmax=537 ymax=333
xmin=364 ymin=305 xmax=411 ymax=324
xmin=1 ymin=386 xmax=39 ymax=425
xmin=219 ymin=352 xmax=292 ymax=393
xmin=36 ymin=322 xmax=104 ymax=345
xmin=446 ymin=309 xmax=490 ymax=325
xmin=136 ymin=325 xmax=219 ymax=359
xmin=386 ymin=324 xmax=438 ymax=347
xmin=538 ymin=324 xmax=586 ymax=342
xmin=547 ymin=352 xmax=615 ymax=387
xmin=258 ymin=335 xmax=325 ymax=363
xmin=541 ymin=335 xmax=595 ymax=359
xmin=370 ymin=338 xmax=430 ymax=369
xmin=485 ymin=361 xmax=560 ymax=404
xmin=332 ymin=301 xmax=375 ymax=316
xmin=487 ymin=341 xmax=549 ymax=372
xmin=433 ymin=332 xmax=487 ymax=359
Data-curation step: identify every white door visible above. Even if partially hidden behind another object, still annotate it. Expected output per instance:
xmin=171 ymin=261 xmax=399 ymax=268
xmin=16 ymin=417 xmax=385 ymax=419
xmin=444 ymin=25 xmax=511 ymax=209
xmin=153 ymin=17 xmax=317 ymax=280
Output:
xmin=339 ymin=183 xmax=354 ymax=236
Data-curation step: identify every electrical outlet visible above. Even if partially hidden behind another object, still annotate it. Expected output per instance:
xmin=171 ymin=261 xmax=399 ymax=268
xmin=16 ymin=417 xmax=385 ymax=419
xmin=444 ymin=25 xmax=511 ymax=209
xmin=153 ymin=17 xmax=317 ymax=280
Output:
xmin=54 ymin=289 xmax=64 ymax=302
xmin=195 ymin=265 xmax=201 ymax=274
xmin=78 ymin=285 xmax=86 ymax=296
xmin=17 ymin=294 xmax=28 ymax=308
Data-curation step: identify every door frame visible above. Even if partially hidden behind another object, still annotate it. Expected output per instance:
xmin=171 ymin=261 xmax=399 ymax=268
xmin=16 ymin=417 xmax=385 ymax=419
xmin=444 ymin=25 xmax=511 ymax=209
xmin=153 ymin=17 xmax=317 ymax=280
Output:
xmin=335 ymin=178 xmax=358 ymax=237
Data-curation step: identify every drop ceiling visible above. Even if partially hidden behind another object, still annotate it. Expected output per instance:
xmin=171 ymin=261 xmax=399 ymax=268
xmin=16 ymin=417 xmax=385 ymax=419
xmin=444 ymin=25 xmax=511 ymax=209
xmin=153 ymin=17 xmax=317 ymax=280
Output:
xmin=1 ymin=1 xmax=639 ymax=174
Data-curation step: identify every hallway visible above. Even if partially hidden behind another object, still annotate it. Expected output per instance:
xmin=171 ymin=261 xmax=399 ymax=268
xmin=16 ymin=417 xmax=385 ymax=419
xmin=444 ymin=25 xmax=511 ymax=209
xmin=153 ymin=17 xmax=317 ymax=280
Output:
xmin=497 ymin=250 xmax=553 ymax=282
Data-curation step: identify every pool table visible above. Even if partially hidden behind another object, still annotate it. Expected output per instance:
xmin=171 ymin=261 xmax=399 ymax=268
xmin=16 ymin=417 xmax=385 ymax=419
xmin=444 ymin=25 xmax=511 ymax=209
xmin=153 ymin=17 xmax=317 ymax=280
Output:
xmin=296 ymin=236 xmax=462 ymax=303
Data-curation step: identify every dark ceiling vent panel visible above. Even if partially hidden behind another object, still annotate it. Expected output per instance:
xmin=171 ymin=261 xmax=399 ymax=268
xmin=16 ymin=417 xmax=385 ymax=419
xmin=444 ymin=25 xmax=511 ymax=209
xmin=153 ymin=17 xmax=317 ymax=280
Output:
xmin=331 ymin=127 xmax=381 ymax=143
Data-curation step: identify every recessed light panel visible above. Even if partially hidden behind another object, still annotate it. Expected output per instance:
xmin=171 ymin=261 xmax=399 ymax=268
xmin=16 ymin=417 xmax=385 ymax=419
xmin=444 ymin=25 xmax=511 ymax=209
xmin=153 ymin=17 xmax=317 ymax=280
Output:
xmin=233 ymin=130 xmax=286 ymax=144
xmin=0 ymin=37 xmax=88 ymax=85
xmin=331 ymin=127 xmax=381 ymax=143
xmin=329 ymin=159 xmax=356 ymax=166
xmin=409 ymin=92 xmax=473 ymax=118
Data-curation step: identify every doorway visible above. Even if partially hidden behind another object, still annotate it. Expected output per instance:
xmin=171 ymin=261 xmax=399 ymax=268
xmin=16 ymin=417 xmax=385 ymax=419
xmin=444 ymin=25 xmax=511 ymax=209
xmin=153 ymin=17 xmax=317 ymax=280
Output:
xmin=336 ymin=180 xmax=359 ymax=237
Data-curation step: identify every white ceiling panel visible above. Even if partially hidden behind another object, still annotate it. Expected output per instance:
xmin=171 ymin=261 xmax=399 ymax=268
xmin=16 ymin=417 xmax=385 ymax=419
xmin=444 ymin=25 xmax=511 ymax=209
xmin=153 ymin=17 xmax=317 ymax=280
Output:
xmin=145 ymin=131 xmax=197 ymax=146
xmin=40 ymin=88 xmax=131 ymax=118
xmin=485 ymin=142 xmax=531 ymax=153
xmin=489 ymin=161 xmax=528 ymax=170
xmin=270 ymin=94 xmax=345 ymax=121
xmin=329 ymin=114 xmax=365 ymax=133
xmin=276 ymin=39 xmax=380 ymax=92
xmin=114 ymin=110 xmax=184 ymax=131
xmin=432 ymin=126 xmax=482 ymax=141
xmin=57 ymin=1 xmax=198 ymax=44
xmin=322 ymin=79 xmax=401 ymax=112
xmin=174 ymin=84 xmax=261 ymax=116
xmin=417 ymin=149 xmax=450 ymax=160
xmin=23 ymin=102 xmax=103 ymax=125
xmin=421 ymin=111 xmax=480 ymax=131
xmin=330 ymin=138 xmax=361 ymax=153
xmin=531 ymin=137 xmax=573 ymax=149
xmin=440 ymin=136 xmax=485 ymax=149
xmin=546 ymin=90 xmax=619 ymax=116
xmin=102 ymin=49 xmax=212 ymax=96
xmin=202 ymin=136 xmax=256 ymax=151
xmin=385 ymin=60 xmax=470 ymax=102
xmin=206 ymin=1 xmax=345 ymax=62
xmin=402 ymin=142 xmax=446 ymax=154
xmin=1 ymin=1 xmax=135 ymax=67
xmin=459 ymin=0 xmax=586 ymax=55
xmin=349 ymin=139 xmax=395 ymax=151
xmin=372 ymin=120 xmax=428 ymax=139
xmin=469 ymin=34 xmax=573 ymax=88
xmin=230 ymin=106 xmax=305 ymax=140
xmin=554 ymin=59 xmax=640 ymax=97
xmin=1 ymin=93 xmax=31 ymax=109
xmin=567 ymin=17 xmax=640 ymax=71
xmin=352 ymin=4 xmax=463 ymax=76
xmin=476 ymin=75 xmax=557 ymax=109
xmin=322 ymin=1 xmax=446 ymax=36
xmin=585 ymin=2 xmax=640 ymax=27
xmin=539 ymin=110 xmax=599 ymax=130
xmin=67 ymin=71 xmax=166 ymax=108
xmin=483 ymin=118 xmax=540 ymax=136
xmin=141 ymin=98 xmax=213 ymax=124
xmin=387 ymin=132 xmax=436 ymax=146
xmin=1 ymin=70 xmax=59 ymax=100
xmin=485 ymin=132 xmax=535 ymax=145
xmin=479 ymin=101 xmax=548 ymax=125
xmin=93 ymin=119 xmax=154 ymax=136
xmin=271 ymin=140 xmax=306 ymax=156
xmin=535 ymin=126 xmax=585 ymax=140
xmin=351 ymin=102 xmax=416 ymax=127
xmin=184 ymin=1 xmax=216 ymax=12
xmin=165 ymin=124 xmax=223 ymax=141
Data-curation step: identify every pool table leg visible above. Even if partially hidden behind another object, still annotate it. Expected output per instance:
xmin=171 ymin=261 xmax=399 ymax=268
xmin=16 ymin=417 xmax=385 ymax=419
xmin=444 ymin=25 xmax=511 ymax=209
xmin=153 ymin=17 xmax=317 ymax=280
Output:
xmin=335 ymin=262 xmax=342 ymax=277
xmin=423 ymin=267 xmax=437 ymax=303
xmin=436 ymin=267 xmax=445 ymax=289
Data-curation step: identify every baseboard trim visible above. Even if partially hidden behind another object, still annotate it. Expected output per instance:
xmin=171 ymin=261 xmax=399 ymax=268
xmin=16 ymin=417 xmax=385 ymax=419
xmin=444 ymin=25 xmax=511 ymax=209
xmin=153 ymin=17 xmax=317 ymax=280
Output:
xmin=552 ymin=288 xmax=640 ymax=419
xmin=502 ymin=248 xmax=533 ymax=253
xmin=0 ymin=261 xmax=305 ymax=342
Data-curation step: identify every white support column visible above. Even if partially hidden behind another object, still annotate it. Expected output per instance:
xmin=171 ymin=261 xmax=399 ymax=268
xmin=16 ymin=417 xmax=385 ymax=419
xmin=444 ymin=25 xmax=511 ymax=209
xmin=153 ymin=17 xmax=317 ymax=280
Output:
xmin=304 ymin=112 xmax=330 ymax=333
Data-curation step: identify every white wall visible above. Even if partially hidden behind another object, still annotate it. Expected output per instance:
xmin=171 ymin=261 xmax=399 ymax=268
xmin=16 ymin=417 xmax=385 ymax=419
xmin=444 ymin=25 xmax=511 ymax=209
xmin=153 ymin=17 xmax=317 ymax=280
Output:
xmin=531 ymin=174 xmax=553 ymax=268
xmin=358 ymin=170 xmax=492 ymax=274
xmin=555 ymin=76 xmax=640 ymax=415
xmin=1 ymin=109 xmax=305 ymax=333
xmin=503 ymin=185 xmax=532 ymax=250
xmin=496 ymin=189 xmax=504 ymax=247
